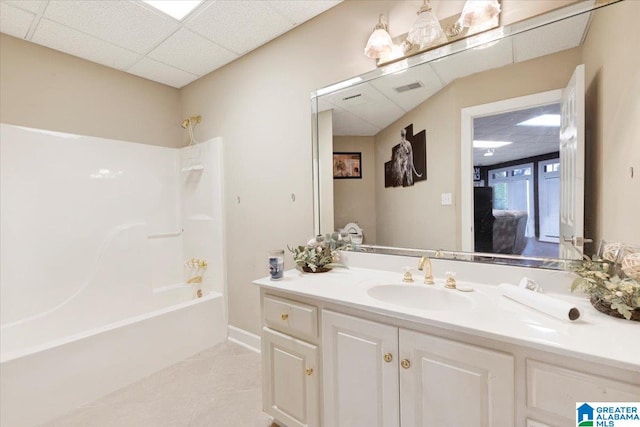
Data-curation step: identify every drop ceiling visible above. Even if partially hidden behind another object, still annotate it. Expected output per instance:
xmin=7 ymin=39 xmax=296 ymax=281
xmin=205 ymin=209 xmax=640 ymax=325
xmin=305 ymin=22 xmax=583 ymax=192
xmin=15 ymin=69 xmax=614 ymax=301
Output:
xmin=0 ymin=0 xmax=342 ymax=88
xmin=473 ymin=103 xmax=561 ymax=167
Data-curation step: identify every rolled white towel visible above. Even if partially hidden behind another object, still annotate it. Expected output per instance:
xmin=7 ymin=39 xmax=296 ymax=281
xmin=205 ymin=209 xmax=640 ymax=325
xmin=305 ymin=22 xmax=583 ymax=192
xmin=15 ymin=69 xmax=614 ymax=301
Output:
xmin=498 ymin=283 xmax=581 ymax=322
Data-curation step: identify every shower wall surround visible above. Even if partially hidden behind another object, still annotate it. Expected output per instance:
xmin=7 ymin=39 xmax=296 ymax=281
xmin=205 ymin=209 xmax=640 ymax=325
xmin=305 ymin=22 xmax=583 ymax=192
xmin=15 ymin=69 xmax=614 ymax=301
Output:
xmin=0 ymin=123 xmax=226 ymax=352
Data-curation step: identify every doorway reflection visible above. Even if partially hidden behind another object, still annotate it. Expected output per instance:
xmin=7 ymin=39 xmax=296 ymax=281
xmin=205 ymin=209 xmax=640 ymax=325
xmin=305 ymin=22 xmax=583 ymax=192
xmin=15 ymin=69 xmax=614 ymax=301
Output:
xmin=473 ymin=104 xmax=560 ymax=258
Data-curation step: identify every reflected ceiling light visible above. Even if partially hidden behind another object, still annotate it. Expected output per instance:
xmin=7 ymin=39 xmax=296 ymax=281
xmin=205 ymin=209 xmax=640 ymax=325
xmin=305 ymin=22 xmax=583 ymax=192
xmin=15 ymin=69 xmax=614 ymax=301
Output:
xmin=142 ymin=0 xmax=203 ymax=21
xmin=473 ymin=140 xmax=512 ymax=148
xmin=483 ymin=149 xmax=495 ymax=157
xmin=405 ymin=0 xmax=448 ymax=52
xmin=517 ymin=114 xmax=561 ymax=127
xmin=364 ymin=14 xmax=394 ymax=59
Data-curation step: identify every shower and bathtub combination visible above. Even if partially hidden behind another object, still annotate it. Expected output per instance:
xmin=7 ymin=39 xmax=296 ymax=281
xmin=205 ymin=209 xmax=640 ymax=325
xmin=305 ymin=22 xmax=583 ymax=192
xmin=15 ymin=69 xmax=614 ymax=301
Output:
xmin=0 ymin=123 xmax=227 ymax=427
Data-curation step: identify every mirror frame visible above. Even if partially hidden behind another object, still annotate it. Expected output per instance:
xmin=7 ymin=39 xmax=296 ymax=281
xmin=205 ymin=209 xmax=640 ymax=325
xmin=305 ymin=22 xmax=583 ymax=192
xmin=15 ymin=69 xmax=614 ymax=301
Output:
xmin=311 ymin=0 xmax=617 ymax=269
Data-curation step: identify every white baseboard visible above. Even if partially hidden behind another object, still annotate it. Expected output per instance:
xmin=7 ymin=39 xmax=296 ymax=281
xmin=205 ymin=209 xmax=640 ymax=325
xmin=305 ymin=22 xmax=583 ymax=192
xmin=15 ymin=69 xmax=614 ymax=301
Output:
xmin=227 ymin=325 xmax=261 ymax=353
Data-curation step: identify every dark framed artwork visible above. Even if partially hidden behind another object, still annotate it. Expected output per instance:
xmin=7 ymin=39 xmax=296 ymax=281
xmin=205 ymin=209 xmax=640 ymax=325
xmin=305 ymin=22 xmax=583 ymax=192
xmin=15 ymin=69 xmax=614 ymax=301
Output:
xmin=385 ymin=124 xmax=427 ymax=187
xmin=333 ymin=152 xmax=362 ymax=179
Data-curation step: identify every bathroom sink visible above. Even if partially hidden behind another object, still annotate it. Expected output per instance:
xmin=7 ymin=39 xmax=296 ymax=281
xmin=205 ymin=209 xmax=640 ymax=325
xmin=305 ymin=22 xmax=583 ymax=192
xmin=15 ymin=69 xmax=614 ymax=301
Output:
xmin=367 ymin=284 xmax=473 ymax=311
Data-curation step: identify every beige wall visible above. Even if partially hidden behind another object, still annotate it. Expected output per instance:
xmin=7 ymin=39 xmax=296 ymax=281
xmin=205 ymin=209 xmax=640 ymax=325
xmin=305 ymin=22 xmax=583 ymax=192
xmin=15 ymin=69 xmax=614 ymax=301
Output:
xmin=179 ymin=1 xmax=404 ymax=335
xmin=333 ymin=136 xmax=376 ymax=244
xmin=374 ymin=48 xmax=582 ymax=250
xmin=582 ymin=0 xmax=640 ymax=247
xmin=0 ymin=34 xmax=181 ymax=147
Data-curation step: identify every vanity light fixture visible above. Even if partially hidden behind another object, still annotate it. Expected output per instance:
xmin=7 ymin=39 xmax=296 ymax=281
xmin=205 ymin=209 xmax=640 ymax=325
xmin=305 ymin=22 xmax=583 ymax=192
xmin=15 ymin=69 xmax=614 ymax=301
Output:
xmin=449 ymin=0 xmax=501 ymax=36
xmin=473 ymin=140 xmax=512 ymax=148
xmin=364 ymin=14 xmax=394 ymax=59
xmin=142 ymin=0 xmax=203 ymax=21
xmin=517 ymin=114 xmax=561 ymax=127
xmin=405 ymin=0 xmax=448 ymax=52
xmin=367 ymin=1 xmax=502 ymax=67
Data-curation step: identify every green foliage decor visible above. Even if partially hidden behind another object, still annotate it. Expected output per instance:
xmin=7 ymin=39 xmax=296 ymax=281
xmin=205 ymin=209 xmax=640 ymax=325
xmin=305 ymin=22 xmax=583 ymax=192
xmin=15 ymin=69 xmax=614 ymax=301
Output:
xmin=288 ymin=233 xmax=352 ymax=273
xmin=570 ymin=245 xmax=640 ymax=321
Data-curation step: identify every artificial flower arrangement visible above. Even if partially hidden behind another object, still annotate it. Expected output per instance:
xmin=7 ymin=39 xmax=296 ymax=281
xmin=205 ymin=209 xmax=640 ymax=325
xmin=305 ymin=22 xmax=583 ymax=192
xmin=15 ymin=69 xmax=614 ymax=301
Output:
xmin=570 ymin=242 xmax=640 ymax=321
xmin=288 ymin=233 xmax=352 ymax=273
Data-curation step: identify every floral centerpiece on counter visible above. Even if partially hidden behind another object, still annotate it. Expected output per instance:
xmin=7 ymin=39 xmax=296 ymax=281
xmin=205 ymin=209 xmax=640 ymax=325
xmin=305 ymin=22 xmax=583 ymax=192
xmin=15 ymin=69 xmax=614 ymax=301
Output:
xmin=570 ymin=242 xmax=640 ymax=321
xmin=288 ymin=233 xmax=352 ymax=273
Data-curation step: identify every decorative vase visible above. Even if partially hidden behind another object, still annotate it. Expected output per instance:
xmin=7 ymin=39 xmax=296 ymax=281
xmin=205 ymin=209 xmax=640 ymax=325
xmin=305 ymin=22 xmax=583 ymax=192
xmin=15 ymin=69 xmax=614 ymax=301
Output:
xmin=301 ymin=265 xmax=332 ymax=273
xmin=590 ymin=297 xmax=640 ymax=322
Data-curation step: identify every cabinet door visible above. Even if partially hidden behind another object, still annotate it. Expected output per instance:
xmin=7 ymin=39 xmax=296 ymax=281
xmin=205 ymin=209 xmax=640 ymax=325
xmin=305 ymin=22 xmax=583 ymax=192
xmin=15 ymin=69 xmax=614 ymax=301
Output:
xmin=322 ymin=310 xmax=399 ymax=427
xmin=262 ymin=327 xmax=319 ymax=427
xmin=399 ymin=329 xmax=514 ymax=427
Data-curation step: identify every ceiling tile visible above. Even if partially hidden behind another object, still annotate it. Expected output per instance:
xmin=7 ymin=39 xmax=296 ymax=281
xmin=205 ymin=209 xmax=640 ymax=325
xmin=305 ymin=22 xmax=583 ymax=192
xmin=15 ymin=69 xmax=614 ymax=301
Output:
xmin=186 ymin=0 xmax=294 ymax=54
xmin=32 ymin=19 xmax=141 ymax=70
xmin=332 ymin=109 xmax=381 ymax=136
xmin=370 ymin=64 xmax=445 ymax=112
xmin=2 ymin=0 xmax=44 ymax=14
xmin=42 ymin=0 xmax=179 ymax=54
xmin=268 ymin=1 xmax=341 ymax=25
xmin=430 ymin=38 xmax=513 ymax=85
xmin=0 ymin=3 xmax=35 ymax=39
xmin=514 ymin=12 xmax=589 ymax=63
xmin=148 ymin=28 xmax=238 ymax=76
xmin=128 ymin=57 xmax=198 ymax=88
xmin=0 ymin=0 xmax=342 ymax=89
xmin=325 ymin=83 xmax=406 ymax=132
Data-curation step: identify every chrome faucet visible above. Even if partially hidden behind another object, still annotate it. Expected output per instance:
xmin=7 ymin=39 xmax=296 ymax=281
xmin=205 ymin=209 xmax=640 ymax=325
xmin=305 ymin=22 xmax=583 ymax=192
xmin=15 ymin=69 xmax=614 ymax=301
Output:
xmin=417 ymin=256 xmax=435 ymax=285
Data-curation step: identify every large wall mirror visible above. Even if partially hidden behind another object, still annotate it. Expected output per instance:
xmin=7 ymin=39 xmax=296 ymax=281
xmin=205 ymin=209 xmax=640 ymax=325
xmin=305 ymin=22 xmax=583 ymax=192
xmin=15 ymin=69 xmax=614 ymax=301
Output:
xmin=312 ymin=0 xmax=627 ymax=268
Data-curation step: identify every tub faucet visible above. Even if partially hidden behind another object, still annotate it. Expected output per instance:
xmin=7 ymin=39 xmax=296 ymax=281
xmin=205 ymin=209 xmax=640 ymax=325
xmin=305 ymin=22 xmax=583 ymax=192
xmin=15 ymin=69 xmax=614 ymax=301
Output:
xmin=418 ymin=256 xmax=435 ymax=285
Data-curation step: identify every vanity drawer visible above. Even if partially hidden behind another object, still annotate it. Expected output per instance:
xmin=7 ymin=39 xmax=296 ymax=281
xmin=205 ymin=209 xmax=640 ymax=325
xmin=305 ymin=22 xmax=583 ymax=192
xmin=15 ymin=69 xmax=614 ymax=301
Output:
xmin=526 ymin=359 xmax=640 ymax=421
xmin=264 ymin=295 xmax=318 ymax=341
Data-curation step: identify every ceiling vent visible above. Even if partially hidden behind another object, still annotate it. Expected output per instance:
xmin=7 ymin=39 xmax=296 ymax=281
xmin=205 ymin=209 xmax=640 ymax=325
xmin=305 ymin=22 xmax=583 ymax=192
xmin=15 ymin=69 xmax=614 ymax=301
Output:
xmin=341 ymin=93 xmax=367 ymax=106
xmin=394 ymin=82 xmax=423 ymax=93
xmin=342 ymin=94 xmax=363 ymax=101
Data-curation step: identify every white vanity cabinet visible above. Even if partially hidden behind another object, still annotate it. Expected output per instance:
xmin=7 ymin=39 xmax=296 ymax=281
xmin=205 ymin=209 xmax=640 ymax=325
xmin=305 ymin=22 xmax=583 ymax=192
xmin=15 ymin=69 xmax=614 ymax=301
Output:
xmin=399 ymin=329 xmax=514 ymax=426
xmin=261 ymin=295 xmax=320 ymax=427
xmin=257 ymin=271 xmax=640 ymax=427
xmin=322 ymin=310 xmax=514 ymax=427
xmin=321 ymin=310 xmax=399 ymax=426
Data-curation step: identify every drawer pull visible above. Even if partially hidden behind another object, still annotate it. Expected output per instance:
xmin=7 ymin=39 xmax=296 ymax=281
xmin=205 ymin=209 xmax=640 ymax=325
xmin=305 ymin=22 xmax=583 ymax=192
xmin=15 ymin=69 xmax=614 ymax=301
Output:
xmin=281 ymin=313 xmax=289 ymax=321
xmin=305 ymin=368 xmax=314 ymax=376
xmin=401 ymin=359 xmax=411 ymax=369
xmin=384 ymin=353 xmax=393 ymax=363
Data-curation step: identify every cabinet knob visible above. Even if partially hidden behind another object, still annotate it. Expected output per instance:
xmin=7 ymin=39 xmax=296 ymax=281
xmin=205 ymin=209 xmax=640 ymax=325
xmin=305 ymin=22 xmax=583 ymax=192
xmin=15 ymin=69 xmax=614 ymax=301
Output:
xmin=401 ymin=359 xmax=411 ymax=369
xmin=281 ymin=313 xmax=289 ymax=321
xmin=305 ymin=368 xmax=313 ymax=376
xmin=383 ymin=353 xmax=393 ymax=363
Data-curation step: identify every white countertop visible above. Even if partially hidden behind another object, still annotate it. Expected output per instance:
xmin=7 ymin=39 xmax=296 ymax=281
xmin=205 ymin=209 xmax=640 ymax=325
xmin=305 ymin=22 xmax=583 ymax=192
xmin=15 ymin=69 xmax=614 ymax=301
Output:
xmin=254 ymin=266 xmax=640 ymax=371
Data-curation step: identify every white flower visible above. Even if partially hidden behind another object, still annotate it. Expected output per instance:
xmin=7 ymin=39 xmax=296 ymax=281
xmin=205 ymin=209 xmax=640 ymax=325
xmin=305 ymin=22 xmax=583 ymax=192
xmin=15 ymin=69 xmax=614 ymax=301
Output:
xmin=602 ymin=243 xmax=622 ymax=262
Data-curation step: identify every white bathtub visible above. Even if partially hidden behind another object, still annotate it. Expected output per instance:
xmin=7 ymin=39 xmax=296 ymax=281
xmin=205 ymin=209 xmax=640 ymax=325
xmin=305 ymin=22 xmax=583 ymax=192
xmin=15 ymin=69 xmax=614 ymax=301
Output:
xmin=0 ymin=288 xmax=226 ymax=427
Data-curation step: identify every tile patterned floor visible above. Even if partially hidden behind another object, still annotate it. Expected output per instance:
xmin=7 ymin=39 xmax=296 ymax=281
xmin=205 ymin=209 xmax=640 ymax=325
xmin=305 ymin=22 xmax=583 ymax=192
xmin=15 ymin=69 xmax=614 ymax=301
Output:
xmin=43 ymin=341 xmax=277 ymax=427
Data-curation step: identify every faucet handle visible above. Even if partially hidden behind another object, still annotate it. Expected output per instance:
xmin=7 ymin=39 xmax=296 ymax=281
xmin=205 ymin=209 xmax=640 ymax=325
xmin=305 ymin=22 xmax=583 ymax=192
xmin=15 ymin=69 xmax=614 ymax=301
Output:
xmin=444 ymin=272 xmax=457 ymax=289
xmin=402 ymin=267 xmax=414 ymax=283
